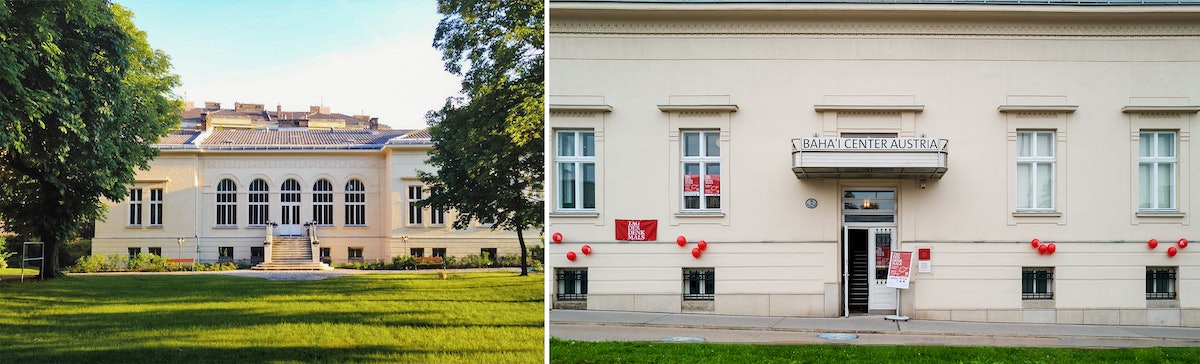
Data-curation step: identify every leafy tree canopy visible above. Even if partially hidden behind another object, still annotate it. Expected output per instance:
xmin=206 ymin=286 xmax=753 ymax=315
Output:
xmin=0 ymin=0 xmax=181 ymax=279
xmin=422 ymin=0 xmax=544 ymax=275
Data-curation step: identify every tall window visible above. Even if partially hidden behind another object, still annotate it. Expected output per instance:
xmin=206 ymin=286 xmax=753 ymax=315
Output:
xmin=1147 ymin=267 xmax=1177 ymax=300
xmin=127 ymin=188 xmax=142 ymax=226
xmin=408 ymin=186 xmax=424 ymax=225
xmin=683 ymin=268 xmax=715 ymax=300
xmin=216 ymin=179 xmax=237 ymax=226
xmin=281 ymin=179 xmax=301 ymax=226
xmin=1139 ymin=131 xmax=1176 ymax=210
xmin=557 ymin=268 xmax=588 ymax=301
xmin=148 ymin=188 xmax=162 ymax=226
xmin=1022 ymin=267 xmax=1054 ymax=300
xmin=1016 ymin=131 xmax=1054 ymax=210
xmin=430 ymin=192 xmax=445 ymax=226
xmin=345 ymin=179 xmax=366 ymax=226
xmin=248 ymin=179 xmax=269 ymax=226
xmin=556 ymin=130 xmax=596 ymax=211
xmin=682 ymin=131 xmax=720 ymax=210
xmin=313 ymin=179 xmax=333 ymax=226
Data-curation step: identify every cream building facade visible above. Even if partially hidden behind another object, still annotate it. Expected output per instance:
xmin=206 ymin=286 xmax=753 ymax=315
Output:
xmin=94 ymin=127 xmax=530 ymax=266
xmin=548 ymin=1 xmax=1200 ymax=326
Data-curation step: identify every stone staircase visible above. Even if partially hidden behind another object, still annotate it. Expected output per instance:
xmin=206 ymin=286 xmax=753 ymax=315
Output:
xmin=252 ymin=237 xmax=331 ymax=270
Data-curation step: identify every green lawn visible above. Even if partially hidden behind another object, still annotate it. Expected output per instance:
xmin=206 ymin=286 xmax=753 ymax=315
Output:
xmin=550 ymin=338 xmax=1200 ymax=363
xmin=0 ymin=272 xmax=543 ymax=363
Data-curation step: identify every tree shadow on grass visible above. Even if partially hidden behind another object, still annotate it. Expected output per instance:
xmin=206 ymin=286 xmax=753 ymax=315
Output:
xmin=2 ymin=343 xmax=543 ymax=363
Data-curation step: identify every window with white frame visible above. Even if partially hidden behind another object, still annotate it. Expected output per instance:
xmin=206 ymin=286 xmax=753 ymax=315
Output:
xmin=313 ymin=179 xmax=333 ymax=226
xmin=408 ymin=186 xmax=424 ymax=225
xmin=556 ymin=130 xmax=596 ymax=211
xmin=1022 ymin=267 xmax=1054 ymax=300
xmin=148 ymin=188 xmax=162 ymax=226
xmin=683 ymin=268 xmax=715 ymax=300
xmin=430 ymin=202 xmax=445 ymax=226
xmin=1139 ymin=131 xmax=1176 ymax=211
xmin=216 ymin=179 xmax=237 ymax=226
xmin=345 ymin=179 xmax=366 ymax=226
xmin=1016 ymin=131 xmax=1055 ymax=210
xmin=248 ymin=179 xmax=269 ymax=226
xmin=682 ymin=131 xmax=720 ymax=211
xmin=128 ymin=188 xmax=142 ymax=226
xmin=1147 ymin=266 xmax=1177 ymax=300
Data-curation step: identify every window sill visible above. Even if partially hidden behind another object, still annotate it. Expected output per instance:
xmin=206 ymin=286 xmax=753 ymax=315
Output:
xmin=1012 ymin=211 xmax=1061 ymax=217
xmin=126 ymin=225 xmax=143 ymax=229
xmin=675 ymin=211 xmax=725 ymax=218
xmin=1136 ymin=211 xmax=1185 ymax=218
xmin=551 ymin=211 xmax=599 ymax=218
xmin=1147 ymin=299 xmax=1180 ymax=309
xmin=344 ymin=225 xmax=368 ymax=228
xmin=1021 ymin=299 xmax=1056 ymax=309
xmin=247 ymin=225 xmax=267 ymax=229
xmin=146 ymin=225 xmax=163 ymax=229
xmin=213 ymin=226 xmax=238 ymax=229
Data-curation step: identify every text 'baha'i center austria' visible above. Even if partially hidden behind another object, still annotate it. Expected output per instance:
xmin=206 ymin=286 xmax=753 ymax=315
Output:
xmin=93 ymin=101 xmax=533 ymax=270
xmin=548 ymin=0 xmax=1200 ymax=327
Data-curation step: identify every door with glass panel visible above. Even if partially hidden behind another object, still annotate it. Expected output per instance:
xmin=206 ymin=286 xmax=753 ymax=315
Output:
xmin=842 ymin=190 xmax=898 ymax=315
xmin=280 ymin=179 xmax=302 ymax=235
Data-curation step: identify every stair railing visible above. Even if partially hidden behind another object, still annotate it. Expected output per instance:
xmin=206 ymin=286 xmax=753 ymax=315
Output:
xmin=263 ymin=221 xmax=277 ymax=264
xmin=305 ymin=221 xmax=320 ymax=264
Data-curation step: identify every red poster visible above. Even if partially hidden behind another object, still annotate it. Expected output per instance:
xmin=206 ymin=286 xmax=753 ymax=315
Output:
xmin=703 ymin=174 xmax=720 ymax=195
xmin=875 ymin=246 xmax=891 ymax=267
xmin=886 ymin=251 xmax=913 ymax=289
xmin=615 ymin=219 xmax=658 ymax=241
xmin=683 ymin=174 xmax=700 ymax=194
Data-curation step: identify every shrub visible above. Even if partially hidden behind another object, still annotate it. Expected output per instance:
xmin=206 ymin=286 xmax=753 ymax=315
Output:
xmin=392 ymin=255 xmax=414 ymax=269
xmin=0 ymin=236 xmax=12 ymax=269
xmin=529 ymin=244 xmax=543 ymax=264
xmin=500 ymin=254 xmax=522 ymax=267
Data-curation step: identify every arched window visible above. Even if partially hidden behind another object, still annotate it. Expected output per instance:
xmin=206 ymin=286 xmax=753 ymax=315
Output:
xmin=313 ymin=179 xmax=333 ymax=226
xmin=345 ymin=179 xmax=366 ymax=226
xmin=248 ymin=179 xmax=269 ymax=226
xmin=216 ymin=179 xmax=237 ymax=226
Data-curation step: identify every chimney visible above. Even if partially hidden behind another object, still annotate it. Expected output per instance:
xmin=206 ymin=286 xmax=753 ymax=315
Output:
xmin=310 ymin=106 xmax=321 ymax=114
xmin=204 ymin=101 xmax=220 ymax=110
xmin=197 ymin=112 xmax=209 ymax=131
xmin=277 ymin=104 xmax=282 ymax=116
xmin=369 ymin=118 xmax=379 ymax=130
xmin=184 ymin=101 xmax=195 ymax=110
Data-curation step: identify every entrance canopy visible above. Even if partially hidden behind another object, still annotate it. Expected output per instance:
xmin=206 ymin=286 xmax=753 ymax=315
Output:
xmin=792 ymin=138 xmax=948 ymax=179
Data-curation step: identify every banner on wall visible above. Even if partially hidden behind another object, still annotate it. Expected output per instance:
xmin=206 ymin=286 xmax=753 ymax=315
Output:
xmin=885 ymin=250 xmax=913 ymax=289
xmin=615 ymin=219 xmax=657 ymax=241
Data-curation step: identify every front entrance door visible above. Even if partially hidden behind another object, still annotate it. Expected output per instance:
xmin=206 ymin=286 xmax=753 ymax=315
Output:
xmin=280 ymin=179 xmax=302 ymax=236
xmin=843 ymin=227 xmax=898 ymax=315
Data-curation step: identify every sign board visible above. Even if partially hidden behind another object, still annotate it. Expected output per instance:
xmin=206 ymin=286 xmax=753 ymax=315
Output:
xmin=885 ymin=250 xmax=913 ymax=289
xmin=615 ymin=219 xmax=657 ymax=241
xmin=917 ymin=248 xmax=932 ymax=274
xmin=799 ymin=138 xmax=941 ymax=152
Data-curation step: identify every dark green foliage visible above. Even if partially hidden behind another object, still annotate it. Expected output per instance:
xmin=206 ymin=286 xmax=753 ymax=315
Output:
xmin=68 ymin=253 xmax=236 ymax=273
xmin=421 ymin=0 xmax=544 ymax=276
xmin=0 ymin=1 xmax=182 ymax=279
xmin=550 ymin=338 xmax=1200 ymax=364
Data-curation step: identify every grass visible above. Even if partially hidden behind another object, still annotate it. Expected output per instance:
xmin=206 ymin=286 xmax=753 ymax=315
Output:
xmin=0 ymin=272 xmax=543 ymax=363
xmin=549 ymin=338 xmax=1200 ymax=363
xmin=0 ymin=267 xmax=40 ymax=280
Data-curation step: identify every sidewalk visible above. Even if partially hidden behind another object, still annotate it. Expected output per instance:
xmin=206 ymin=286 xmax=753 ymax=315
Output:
xmin=549 ymin=310 xmax=1200 ymax=348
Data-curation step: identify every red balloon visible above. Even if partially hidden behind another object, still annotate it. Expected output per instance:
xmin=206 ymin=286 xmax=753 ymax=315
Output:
xmin=1168 ymin=247 xmax=1178 ymax=257
xmin=677 ymin=236 xmax=687 ymax=247
xmin=566 ymin=251 xmax=577 ymax=261
xmin=1149 ymin=239 xmax=1159 ymax=249
xmin=698 ymin=240 xmax=708 ymax=251
xmin=691 ymin=247 xmax=702 ymax=258
xmin=1037 ymin=244 xmax=1048 ymax=254
xmin=1179 ymin=239 xmax=1189 ymax=249
xmin=552 ymin=232 xmax=563 ymax=243
xmin=1047 ymin=243 xmax=1056 ymax=255
xmin=1031 ymin=239 xmax=1040 ymax=249
xmin=581 ymin=244 xmax=592 ymax=255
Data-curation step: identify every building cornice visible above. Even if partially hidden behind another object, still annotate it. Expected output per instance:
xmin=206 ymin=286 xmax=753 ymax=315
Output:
xmin=551 ymin=3 xmax=1200 ymax=36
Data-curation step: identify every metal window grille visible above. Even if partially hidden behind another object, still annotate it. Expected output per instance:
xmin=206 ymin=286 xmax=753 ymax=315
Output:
xmin=557 ymin=269 xmax=588 ymax=301
xmin=683 ymin=268 xmax=715 ymax=301
xmin=1147 ymin=267 xmax=1177 ymax=300
xmin=1022 ymin=267 xmax=1053 ymax=300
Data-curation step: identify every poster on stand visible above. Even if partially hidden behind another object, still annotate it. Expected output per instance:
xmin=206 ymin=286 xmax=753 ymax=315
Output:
xmin=886 ymin=250 xmax=913 ymax=289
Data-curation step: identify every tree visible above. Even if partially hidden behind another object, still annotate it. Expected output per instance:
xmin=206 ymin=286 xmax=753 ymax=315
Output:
xmin=0 ymin=1 xmax=181 ymax=279
xmin=420 ymin=0 xmax=543 ymax=276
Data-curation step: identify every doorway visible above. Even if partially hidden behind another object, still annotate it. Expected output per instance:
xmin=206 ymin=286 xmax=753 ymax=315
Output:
xmin=280 ymin=179 xmax=302 ymax=236
xmin=841 ymin=190 xmax=898 ymax=316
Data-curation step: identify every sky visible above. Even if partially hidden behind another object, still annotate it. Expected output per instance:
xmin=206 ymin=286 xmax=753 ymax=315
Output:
xmin=117 ymin=0 xmax=462 ymax=130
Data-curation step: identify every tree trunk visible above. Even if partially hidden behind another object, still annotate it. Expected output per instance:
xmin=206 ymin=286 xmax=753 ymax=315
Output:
xmin=517 ymin=228 xmax=528 ymax=276
xmin=37 ymin=230 xmax=58 ymax=280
